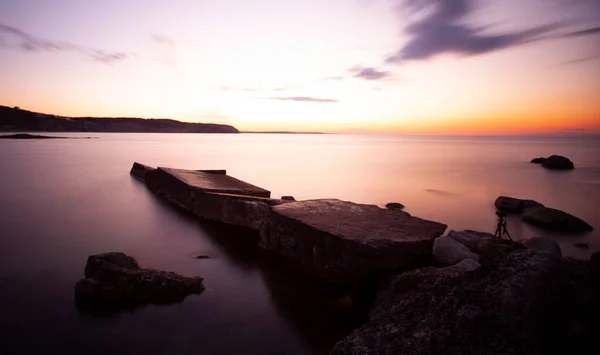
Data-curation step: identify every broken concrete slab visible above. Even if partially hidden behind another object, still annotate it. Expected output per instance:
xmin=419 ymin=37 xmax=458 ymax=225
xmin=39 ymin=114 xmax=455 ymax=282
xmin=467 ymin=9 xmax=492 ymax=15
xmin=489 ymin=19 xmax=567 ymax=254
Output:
xmin=259 ymin=199 xmax=447 ymax=283
xmin=130 ymin=162 xmax=156 ymax=181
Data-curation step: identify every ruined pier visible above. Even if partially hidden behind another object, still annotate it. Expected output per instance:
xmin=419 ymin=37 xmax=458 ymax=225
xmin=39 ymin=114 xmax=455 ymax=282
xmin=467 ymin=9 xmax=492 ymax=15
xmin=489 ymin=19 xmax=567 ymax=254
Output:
xmin=131 ymin=162 xmax=447 ymax=283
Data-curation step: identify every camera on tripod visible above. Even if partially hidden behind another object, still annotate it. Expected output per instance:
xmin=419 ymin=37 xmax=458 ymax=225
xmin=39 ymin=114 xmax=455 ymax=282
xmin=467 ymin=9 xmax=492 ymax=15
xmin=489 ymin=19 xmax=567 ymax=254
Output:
xmin=494 ymin=210 xmax=512 ymax=240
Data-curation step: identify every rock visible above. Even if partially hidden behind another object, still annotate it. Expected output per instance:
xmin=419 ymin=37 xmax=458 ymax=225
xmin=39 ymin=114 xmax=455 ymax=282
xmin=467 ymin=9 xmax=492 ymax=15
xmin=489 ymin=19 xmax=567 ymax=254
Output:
xmin=541 ymin=155 xmax=575 ymax=170
xmin=385 ymin=202 xmax=404 ymax=210
xmin=453 ymin=258 xmax=480 ymax=271
xmin=495 ymin=196 xmax=543 ymax=213
xmin=463 ymin=229 xmax=496 ymax=239
xmin=432 ymin=236 xmax=479 ymax=265
xmin=444 ymin=230 xmax=526 ymax=264
xmin=281 ymin=196 xmax=296 ymax=201
xmin=189 ymin=253 xmax=211 ymax=259
xmin=531 ymin=157 xmax=546 ymax=164
xmin=522 ymin=236 xmax=562 ymax=256
xmin=75 ymin=252 xmax=204 ymax=307
xmin=331 ymin=250 xmax=567 ymax=355
xmin=447 ymin=230 xmax=483 ymax=250
xmin=522 ymin=206 xmax=593 ymax=232
xmin=494 ymin=196 xmax=523 ymax=213
xmin=573 ymin=243 xmax=589 ymax=249
xmin=259 ymin=199 xmax=447 ymax=283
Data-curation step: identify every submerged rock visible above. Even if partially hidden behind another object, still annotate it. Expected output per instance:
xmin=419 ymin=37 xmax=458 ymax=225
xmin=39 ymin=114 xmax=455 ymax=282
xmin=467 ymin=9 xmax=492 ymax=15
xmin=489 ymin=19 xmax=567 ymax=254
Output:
xmin=385 ymin=202 xmax=404 ymax=210
xmin=432 ymin=236 xmax=479 ymax=265
xmin=331 ymin=250 xmax=566 ymax=355
xmin=75 ymin=252 xmax=204 ymax=307
xmin=521 ymin=236 xmax=562 ymax=256
xmin=522 ymin=206 xmax=593 ymax=232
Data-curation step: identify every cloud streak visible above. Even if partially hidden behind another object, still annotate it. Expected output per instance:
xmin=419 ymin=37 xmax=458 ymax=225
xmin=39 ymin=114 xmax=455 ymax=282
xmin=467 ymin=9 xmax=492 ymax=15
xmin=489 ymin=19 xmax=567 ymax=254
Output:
xmin=351 ymin=66 xmax=391 ymax=80
xmin=564 ymin=26 xmax=600 ymax=37
xmin=0 ymin=23 xmax=131 ymax=63
xmin=269 ymin=96 xmax=338 ymax=103
xmin=387 ymin=0 xmax=561 ymax=62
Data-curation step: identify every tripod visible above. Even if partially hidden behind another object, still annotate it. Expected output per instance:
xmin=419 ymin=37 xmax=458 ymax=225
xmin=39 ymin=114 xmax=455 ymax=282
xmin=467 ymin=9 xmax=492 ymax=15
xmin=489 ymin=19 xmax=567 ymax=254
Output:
xmin=494 ymin=213 xmax=513 ymax=241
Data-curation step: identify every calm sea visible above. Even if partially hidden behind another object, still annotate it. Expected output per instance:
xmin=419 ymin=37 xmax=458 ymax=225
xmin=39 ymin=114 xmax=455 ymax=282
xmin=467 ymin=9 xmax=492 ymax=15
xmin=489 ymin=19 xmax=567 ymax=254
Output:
xmin=1 ymin=133 xmax=599 ymax=354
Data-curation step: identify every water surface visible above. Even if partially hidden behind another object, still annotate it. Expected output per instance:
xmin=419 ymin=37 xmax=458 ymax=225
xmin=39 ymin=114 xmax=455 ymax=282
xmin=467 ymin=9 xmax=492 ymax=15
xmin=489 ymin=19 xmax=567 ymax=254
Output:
xmin=1 ymin=133 xmax=598 ymax=354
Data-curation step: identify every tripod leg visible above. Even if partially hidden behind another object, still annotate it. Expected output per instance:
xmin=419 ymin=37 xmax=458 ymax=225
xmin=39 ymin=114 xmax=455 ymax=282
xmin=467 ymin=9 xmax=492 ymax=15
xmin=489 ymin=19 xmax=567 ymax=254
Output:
xmin=502 ymin=222 xmax=513 ymax=241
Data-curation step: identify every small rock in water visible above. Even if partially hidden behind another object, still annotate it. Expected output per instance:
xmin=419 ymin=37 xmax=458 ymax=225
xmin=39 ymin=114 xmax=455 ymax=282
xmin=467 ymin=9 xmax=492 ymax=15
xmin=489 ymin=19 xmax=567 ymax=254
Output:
xmin=190 ymin=253 xmax=212 ymax=259
xmin=385 ymin=202 xmax=404 ymax=210
xmin=522 ymin=206 xmax=593 ymax=233
xmin=530 ymin=155 xmax=574 ymax=170
xmin=75 ymin=252 xmax=204 ymax=310
xmin=281 ymin=196 xmax=296 ymax=201
xmin=573 ymin=243 xmax=589 ymax=249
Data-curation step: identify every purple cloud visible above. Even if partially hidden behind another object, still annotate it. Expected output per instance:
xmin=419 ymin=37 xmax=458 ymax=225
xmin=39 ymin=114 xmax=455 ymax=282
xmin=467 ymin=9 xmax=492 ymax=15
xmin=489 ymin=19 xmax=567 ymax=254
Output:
xmin=387 ymin=0 xmax=560 ymax=62
xmin=0 ymin=23 xmax=131 ymax=63
xmin=352 ymin=67 xmax=391 ymax=80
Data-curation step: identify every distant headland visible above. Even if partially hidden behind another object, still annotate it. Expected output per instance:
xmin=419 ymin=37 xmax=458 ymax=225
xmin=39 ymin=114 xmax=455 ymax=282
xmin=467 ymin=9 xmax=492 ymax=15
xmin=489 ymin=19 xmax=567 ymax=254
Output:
xmin=0 ymin=105 xmax=239 ymax=133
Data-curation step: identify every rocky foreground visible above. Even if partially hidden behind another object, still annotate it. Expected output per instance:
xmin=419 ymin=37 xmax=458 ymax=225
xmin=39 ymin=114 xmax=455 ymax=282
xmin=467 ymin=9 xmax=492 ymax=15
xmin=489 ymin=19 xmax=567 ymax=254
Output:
xmin=332 ymin=248 xmax=600 ymax=354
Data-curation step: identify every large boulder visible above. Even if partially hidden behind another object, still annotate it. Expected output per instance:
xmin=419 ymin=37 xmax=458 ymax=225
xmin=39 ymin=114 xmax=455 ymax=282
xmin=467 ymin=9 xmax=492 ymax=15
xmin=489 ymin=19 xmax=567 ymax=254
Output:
xmin=75 ymin=252 xmax=204 ymax=307
xmin=541 ymin=155 xmax=575 ymax=170
xmin=259 ymin=199 xmax=447 ymax=283
xmin=522 ymin=206 xmax=593 ymax=232
xmin=331 ymin=250 xmax=567 ymax=355
xmin=521 ymin=236 xmax=562 ymax=256
xmin=432 ymin=236 xmax=479 ymax=265
xmin=495 ymin=196 xmax=543 ymax=213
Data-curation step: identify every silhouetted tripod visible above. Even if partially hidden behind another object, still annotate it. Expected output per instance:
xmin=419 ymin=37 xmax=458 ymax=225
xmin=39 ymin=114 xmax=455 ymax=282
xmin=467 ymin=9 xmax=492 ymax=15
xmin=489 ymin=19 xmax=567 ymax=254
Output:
xmin=494 ymin=211 xmax=513 ymax=241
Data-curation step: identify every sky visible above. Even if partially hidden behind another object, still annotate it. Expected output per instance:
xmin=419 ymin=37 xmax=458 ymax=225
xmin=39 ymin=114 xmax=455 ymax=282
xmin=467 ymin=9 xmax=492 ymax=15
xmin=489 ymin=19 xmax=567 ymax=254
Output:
xmin=0 ymin=0 xmax=599 ymax=134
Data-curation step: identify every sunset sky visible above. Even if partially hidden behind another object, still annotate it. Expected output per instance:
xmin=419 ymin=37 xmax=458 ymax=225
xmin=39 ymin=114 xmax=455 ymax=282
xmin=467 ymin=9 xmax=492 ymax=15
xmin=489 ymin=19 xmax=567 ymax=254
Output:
xmin=1 ymin=0 xmax=599 ymax=134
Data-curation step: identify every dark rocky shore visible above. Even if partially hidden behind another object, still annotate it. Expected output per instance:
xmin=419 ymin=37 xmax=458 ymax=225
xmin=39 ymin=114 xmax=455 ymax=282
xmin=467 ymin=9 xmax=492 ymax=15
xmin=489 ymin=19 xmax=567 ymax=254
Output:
xmin=110 ymin=162 xmax=599 ymax=354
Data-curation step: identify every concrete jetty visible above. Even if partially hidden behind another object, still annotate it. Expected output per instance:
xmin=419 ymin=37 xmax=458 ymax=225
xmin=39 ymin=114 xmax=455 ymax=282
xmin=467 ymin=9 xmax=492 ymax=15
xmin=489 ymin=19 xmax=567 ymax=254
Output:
xmin=130 ymin=162 xmax=447 ymax=283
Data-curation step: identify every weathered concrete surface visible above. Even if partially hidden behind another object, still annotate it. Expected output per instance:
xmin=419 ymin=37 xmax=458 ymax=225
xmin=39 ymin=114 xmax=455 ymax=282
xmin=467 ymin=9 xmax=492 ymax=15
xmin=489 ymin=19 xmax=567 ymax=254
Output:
xmin=191 ymin=192 xmax=280 ymax=233
xmin=75 ymin=252 xmax=204 ymax=307
xmin=130 ymin=162 xmax=156 ymax=180
xmin=142 ymin=166 xmax=271 ymax=212
xmin=259 ymin=199 xmax=447 ymax=283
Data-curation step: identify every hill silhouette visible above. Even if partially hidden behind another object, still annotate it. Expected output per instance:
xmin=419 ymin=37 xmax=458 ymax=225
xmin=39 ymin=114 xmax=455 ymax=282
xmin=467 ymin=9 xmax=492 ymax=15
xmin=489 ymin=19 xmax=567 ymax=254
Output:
xmin=0 ymin=106 xmax=239 ymax=133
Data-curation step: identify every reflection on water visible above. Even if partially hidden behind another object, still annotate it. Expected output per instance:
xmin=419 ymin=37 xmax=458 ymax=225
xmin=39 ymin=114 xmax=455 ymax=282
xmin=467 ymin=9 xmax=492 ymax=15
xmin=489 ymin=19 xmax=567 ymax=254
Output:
xmin=0 ymin=133 xmax=599 ymax=354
